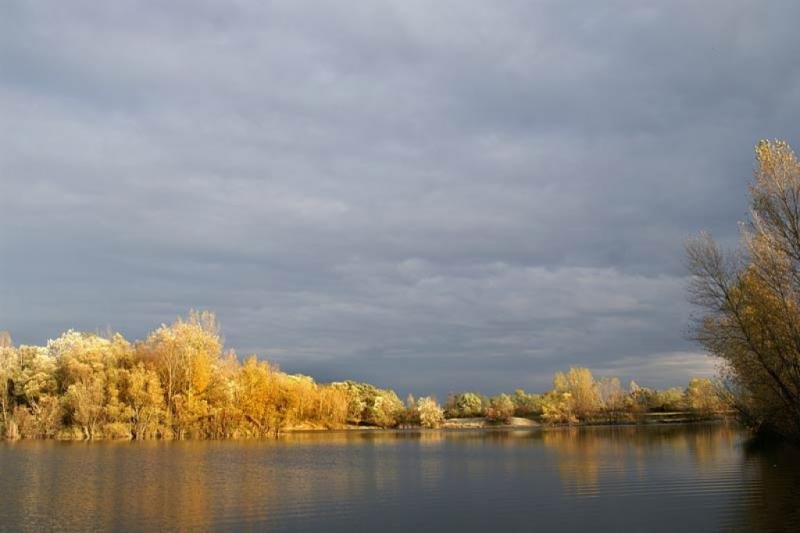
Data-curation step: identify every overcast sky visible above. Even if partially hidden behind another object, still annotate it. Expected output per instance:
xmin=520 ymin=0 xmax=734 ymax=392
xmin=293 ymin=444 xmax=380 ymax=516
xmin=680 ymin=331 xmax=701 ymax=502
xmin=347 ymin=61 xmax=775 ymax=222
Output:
xmin=2 ymin=1 xmax=799 ymax=397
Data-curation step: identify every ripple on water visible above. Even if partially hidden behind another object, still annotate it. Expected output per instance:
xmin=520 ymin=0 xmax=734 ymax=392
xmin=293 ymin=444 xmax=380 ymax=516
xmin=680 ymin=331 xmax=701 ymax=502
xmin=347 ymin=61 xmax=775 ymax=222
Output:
xmin=0 ymin=425 xmax=798 ymax=532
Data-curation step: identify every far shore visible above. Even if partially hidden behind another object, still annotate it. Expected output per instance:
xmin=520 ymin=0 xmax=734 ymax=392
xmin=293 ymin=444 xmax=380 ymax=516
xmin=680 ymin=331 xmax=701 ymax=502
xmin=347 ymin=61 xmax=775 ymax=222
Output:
xmin=0 ymin=415 xmax=735 ymax=442
xmin=1 ymin=316 xmax=735 ymax=443
xmin=283 ymin=412 xmax=735 ymax=433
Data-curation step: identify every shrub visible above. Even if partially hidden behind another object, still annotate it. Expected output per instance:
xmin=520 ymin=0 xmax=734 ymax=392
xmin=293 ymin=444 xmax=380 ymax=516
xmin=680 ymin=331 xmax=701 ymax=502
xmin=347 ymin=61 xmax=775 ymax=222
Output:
xmin=416 ymin=397 xmax=444 ymax=428
xmin=511 ymin=389 xmax=542 ymax=417
xmin=485 ymin=394 xmax=515 ymax=423
xmin=540 ymin=392 xmax=578 ymax=425
xmin=444 ymin=392 xmax=485 ymax=418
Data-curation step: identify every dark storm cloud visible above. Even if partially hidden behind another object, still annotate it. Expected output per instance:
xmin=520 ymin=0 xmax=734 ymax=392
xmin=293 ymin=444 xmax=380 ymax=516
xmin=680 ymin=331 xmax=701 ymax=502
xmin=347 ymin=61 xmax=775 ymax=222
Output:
xmin=2 ymin=0 xmax=799 ymax=395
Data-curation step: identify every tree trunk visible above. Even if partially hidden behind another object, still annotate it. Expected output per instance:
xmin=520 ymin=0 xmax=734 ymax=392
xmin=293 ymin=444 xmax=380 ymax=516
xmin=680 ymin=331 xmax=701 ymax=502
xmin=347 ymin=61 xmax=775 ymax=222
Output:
xmin=5 ymin=419 xmax=19 ymax=440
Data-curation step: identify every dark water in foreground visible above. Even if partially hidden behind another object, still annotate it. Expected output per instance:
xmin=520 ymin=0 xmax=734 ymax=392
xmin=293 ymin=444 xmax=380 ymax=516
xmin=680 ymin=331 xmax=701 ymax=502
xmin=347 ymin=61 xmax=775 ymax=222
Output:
xmin=0 ymin=424 xmax=799 ymax=532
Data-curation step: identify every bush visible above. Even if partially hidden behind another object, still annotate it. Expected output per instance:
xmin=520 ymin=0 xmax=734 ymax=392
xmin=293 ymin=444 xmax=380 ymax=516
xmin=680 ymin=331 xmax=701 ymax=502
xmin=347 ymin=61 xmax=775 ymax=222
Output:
xmin=512 ymin=389 xmax=542 ymax=417
xmin=334 ymin=381 xmax=404 ymax=428
xmin=485 ymin=394 xmax=515 ymax=423
xmin=685 ymin=378 xmax=723 ymax=415
xmin=650 ymin=388 xmax=686 ymax=412
xmin=416 ymin=397 xmax=444 ymax=428
xmin=444 ymin=392 xmax=485 ymax=418
xmin=540 ymin=392 xmax=578 ymax=425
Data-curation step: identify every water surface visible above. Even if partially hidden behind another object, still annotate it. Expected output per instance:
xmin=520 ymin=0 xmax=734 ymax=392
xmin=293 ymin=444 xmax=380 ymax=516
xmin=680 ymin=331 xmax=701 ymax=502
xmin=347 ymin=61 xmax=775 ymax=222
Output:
xmin=1 ymin=424 xmax=798 ymax=532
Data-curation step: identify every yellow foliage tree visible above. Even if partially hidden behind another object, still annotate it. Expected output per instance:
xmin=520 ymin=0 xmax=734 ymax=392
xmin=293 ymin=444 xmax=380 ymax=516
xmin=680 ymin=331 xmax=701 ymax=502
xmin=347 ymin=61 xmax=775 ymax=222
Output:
xmin=138 ymin=310 xmax=222 ymax=437
xmin=553 ymin=367 xmax=601 ymax=420
xmin=687 ymin=140 xmax=800 ymax=438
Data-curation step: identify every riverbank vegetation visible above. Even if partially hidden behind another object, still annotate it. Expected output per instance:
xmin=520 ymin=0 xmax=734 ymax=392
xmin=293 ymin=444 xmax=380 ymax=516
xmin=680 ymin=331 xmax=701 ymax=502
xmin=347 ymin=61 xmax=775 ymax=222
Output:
xmin=0 ymin=312 xmax=727 ymax=440
xmin=445 ymin=369 xmax=725 ymax=426
xmin=687 ymin=140 xmax=800 ymax=442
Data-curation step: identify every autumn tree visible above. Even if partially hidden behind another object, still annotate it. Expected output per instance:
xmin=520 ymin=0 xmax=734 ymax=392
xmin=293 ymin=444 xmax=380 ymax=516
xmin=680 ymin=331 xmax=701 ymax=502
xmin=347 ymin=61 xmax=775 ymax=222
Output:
xmin=540 ymin=391 xmax=577 ymax=424
xmin=236 ymin=357 xmax=280 ymax=436
xmin=684 ymin=378 xmax=723 ymax=415
xmin=333 ymin=381 xmax=404 ymax=428
xmin=125 ymin=364 xmax=165 ymax=439
xmin=399 ymin=394 xmax=420 ymax=427
xmin=553 ymin=367 xmax=601 ymax=419
xmin=312 ymin=384 xmax=350 ymax=428
xmin=416 ymin=396 xmax=445 ymax=428
xmin=0 ymin=333 xmax=15 ymax=434
xmin=139 ymin=311 xmax=222 ymax=437
xmin=687 ymin=140 xmax=800 ymax=439
xmin=511 ymin=389 xmax=542 ymax=418
xmin=444 ymin=392 xmax=485 ymax=418
xmin=50 ymin=331 xmax=114 ymax=439
xmin=201 ymin=350 xmax=241 ymax=438
xmin=0 ymin=345 xmax=18 ymax=438
xmin=485 ymin=394 xmax=515 ymax=423
xmin=14 ymin=345 xmax=60 ymax=438
xmin=595 ymin=377 xmax=625 ymax=413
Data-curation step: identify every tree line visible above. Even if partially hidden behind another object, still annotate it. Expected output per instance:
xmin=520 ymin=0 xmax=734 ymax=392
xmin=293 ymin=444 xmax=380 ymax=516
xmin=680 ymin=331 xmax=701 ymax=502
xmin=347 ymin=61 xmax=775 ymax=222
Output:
xmin=0 ymin=311 xmax=725 ymax=440
xmin=444 ymin=368 xmax=724 ymax=425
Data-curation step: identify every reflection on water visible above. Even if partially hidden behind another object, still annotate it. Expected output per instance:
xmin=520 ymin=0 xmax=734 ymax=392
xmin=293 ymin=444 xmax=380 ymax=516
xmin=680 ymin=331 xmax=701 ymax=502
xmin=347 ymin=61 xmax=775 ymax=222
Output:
xmin=738 ymin=436 xmax=800 ymax=532
xmin=541 ymin=424 xmax=742 ymax=498
xmin=0 ymin=424 xmax=797 ymax=532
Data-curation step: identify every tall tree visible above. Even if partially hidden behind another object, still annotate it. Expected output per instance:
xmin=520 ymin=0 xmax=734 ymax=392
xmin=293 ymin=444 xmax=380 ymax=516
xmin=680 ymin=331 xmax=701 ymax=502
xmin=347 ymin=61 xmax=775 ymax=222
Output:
xmin=553 ymin=367 xmax=601 ymax=418
xmin=687 ymin=140 xmax=800 ymax=438
xmin=138 ymin=311 xmax=222 ymax=437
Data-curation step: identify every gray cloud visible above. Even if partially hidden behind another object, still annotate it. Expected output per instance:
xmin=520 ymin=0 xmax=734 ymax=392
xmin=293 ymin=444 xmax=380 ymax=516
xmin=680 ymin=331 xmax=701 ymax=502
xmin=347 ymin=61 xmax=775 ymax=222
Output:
xmin=2 ymin=0 xmax=799 ymax=396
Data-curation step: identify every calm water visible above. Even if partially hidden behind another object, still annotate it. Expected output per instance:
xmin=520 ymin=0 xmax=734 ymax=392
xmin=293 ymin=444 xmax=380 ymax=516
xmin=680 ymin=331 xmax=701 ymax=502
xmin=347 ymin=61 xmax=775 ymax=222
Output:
xmin=0 ymin=424 xmax=798 ymax=532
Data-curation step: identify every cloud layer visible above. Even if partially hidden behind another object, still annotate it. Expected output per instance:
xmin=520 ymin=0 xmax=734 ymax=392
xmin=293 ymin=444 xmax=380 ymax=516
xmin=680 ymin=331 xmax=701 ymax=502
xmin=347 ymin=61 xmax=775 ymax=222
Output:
xmin=2 ymin=1 xmax=799 ymax=395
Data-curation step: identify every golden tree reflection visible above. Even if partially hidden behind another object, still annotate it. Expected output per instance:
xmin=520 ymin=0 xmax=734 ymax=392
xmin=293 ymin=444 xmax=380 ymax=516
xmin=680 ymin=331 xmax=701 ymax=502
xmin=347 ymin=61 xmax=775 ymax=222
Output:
xmin=3 ymin=426 xmax=799 ymax=531
xmin=541 ymin=424 xmax=739 ymax=497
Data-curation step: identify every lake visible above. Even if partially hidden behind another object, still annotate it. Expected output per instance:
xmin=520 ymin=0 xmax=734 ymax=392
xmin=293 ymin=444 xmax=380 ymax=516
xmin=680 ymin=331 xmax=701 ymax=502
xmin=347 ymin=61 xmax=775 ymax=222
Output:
xmin=0 ymin=423 xmax=798 ymax=532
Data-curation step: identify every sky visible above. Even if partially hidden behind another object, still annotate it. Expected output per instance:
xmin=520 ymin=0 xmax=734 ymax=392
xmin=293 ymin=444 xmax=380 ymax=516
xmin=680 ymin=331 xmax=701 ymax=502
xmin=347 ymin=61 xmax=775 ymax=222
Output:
xmin=2 ymin=1 xmax=800 ymax=397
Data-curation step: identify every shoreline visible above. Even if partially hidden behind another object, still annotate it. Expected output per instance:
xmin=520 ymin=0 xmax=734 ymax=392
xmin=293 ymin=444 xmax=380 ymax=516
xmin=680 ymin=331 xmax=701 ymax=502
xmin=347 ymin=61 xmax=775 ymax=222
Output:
xmin=284 ymin=414 xmax=734 ymax=434
xmin=0 ymin=414 xmax=736 ymax=442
